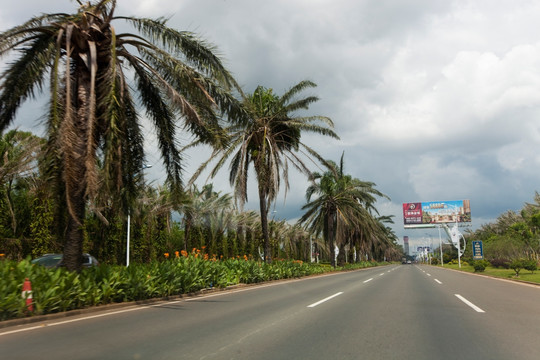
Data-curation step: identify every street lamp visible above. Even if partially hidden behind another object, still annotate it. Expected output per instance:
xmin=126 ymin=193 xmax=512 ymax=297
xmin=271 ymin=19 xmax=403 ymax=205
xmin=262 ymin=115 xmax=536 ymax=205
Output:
xmin=126 ymin=164 xmax=152 ymax=267
xmin=438 ymin=225 xmax=444 ymax=267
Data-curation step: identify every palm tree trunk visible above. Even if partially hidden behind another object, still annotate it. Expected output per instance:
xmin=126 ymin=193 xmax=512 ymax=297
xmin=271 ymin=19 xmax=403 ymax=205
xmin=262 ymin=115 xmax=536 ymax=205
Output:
xmin=63 ymin=151 xmax=86 ymax=271
xmin=62 ymin=69 xmax=91 ymax=272
xmin=184 ymin=217 xmax=192 ymax=251
xmin=258 ymin=184 xmax=271 ymax=263
xmin=328 ymin=212 xmax=336 ymax=267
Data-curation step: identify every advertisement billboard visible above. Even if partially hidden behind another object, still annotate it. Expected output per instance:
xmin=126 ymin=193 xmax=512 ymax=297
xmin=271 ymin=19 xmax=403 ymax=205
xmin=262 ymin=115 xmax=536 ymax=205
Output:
xmin=403 ymin=200 xmax=471 ymax=228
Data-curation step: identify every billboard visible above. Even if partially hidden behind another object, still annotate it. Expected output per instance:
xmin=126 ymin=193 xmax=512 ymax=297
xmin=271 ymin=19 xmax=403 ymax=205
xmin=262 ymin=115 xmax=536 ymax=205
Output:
xmin=403 ymin=200 xmax=471 ymax=228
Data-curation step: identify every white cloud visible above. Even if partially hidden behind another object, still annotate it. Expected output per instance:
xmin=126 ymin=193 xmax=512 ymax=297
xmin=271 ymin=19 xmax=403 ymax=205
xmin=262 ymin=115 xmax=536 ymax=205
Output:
xmin=4 ymin=0 xmax=540 ymax=242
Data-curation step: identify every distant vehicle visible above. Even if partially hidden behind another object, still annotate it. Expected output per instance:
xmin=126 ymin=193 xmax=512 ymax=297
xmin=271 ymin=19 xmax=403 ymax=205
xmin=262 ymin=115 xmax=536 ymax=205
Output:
xmin=407 ymin=260 xmax=412 ymax=264
xmin=31 ymin=253 xmax=99 ymax=268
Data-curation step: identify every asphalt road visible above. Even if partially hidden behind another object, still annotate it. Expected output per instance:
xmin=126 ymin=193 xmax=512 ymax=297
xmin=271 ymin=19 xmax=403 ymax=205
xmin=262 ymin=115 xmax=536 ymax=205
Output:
xmin=1 ymin=264 xmax=539 ymax=359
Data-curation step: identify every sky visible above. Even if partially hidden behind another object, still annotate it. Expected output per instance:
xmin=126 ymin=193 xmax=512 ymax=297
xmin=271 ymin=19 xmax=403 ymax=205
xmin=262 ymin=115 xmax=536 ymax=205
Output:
xmin=2 ymin=0 xmax=540 ymax=251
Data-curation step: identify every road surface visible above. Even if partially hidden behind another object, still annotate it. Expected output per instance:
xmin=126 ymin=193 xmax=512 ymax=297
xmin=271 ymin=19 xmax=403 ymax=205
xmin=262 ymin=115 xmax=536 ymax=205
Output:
xmin=1 ymin=264 xmax=539 ymax=359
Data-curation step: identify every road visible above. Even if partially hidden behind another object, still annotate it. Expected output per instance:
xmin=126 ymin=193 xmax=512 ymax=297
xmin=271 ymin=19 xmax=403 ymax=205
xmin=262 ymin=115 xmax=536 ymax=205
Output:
xmin=1 ymin=264 xmax=539 ymax=359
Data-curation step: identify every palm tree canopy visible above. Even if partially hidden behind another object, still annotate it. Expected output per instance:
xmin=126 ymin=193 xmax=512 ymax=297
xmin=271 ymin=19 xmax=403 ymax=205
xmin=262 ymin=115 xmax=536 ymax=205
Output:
xmin=0 ymin=0 xmax=243 ymax=213
xmin=192 ymin=80 xmax=338 ymax=209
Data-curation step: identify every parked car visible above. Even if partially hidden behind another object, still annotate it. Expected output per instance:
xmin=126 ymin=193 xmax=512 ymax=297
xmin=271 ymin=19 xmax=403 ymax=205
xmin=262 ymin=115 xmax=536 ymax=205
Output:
xmin=31 ymin=253 xmax=99 ymax=268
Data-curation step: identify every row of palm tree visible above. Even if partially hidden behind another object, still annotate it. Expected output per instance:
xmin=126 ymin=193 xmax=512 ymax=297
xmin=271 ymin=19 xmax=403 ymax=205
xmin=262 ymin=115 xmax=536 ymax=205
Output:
xmin=0 ymin=127 xmax=401 ymax=264
xmin=0 ymin=0 xmax=400 ymax=270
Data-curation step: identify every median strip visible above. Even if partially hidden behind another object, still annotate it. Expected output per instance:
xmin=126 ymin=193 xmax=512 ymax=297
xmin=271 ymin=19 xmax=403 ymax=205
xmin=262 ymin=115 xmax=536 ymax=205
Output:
xmin=455 ymin=294 xmax=485 ymax=313
xmin=307 ymin=292 xmax=343 ymax=308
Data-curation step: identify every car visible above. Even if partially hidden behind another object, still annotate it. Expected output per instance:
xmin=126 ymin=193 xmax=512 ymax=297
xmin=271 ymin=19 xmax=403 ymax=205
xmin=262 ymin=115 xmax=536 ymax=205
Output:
xmin=407 ymin=260 xmax=412 ymax=264
xmin=31 ymin=253 xmax=99 ymax=268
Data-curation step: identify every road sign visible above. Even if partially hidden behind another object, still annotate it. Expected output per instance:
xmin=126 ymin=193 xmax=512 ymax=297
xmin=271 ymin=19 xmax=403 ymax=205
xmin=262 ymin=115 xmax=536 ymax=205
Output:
xmin=472 ymin=240 xmax=483 ymax=260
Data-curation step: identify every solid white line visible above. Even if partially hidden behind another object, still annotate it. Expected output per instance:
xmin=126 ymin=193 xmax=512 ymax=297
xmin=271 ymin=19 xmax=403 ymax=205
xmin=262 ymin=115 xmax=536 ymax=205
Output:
xmin=307 ymin=292 xmax=343 ymax=308
xmin=363 ymin=278 xmax=373 ymax=283
xmin=0 ymin=306 xmax=145 ymax=336
xmin=434 ymin=279 xmax=442 ymax=284
xmin=455 ymin=294 xmax=485 ymax=313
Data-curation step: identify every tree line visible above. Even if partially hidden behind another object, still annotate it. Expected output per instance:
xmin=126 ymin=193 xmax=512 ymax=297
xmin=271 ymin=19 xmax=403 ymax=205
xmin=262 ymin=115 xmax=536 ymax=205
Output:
xmin=464 ymin=193 xmax=540 ymax=265
xmin=0 ymin=129 xmax=402 ymax=266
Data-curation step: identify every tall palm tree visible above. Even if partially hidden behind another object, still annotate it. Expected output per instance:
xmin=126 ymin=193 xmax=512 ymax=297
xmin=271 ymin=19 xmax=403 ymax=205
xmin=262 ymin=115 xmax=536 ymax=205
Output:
xmin=191 ymin=81 xmax=338 ymax=262
xmin=299 ymin=153 xmax=387 ymax=267
xmin=0 ymin=0 xmax=243 ymax=270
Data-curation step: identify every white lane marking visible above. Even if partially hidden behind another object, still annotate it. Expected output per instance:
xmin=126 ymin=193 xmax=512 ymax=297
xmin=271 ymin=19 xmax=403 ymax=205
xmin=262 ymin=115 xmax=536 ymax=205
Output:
xmin=0 ymin=306 xmax=146 ymax=336
xmin=307 ymin=292 xmax=343 ymax=308
xmin=363 ymin=278 xmax=373 ymax=283
xmin=434 ymin=279 xmax=442 ymax=284
xmin=455 ymin=294 xmax=485 ymax=313
xmin=379 ymin=273 xmax=385 ymax=276
xmin=0 ymin=279 xmax=303 ymax=337
xmin=427 ymin=273 xmax=431 ymax=276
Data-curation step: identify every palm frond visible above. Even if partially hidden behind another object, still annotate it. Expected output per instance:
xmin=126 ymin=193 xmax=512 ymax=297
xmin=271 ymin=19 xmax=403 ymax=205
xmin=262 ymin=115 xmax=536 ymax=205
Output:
xmin=0 ymin=34 xmax=56 ymax=131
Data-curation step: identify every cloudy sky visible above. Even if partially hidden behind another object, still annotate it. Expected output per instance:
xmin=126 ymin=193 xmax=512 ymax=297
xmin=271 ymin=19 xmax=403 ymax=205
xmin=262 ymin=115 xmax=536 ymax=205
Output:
xmin=3 ymin=0 xmax=540 ymax=249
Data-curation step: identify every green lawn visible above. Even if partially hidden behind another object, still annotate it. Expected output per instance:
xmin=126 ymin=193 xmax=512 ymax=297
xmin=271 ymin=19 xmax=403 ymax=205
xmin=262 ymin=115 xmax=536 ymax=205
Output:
xmin=434 ymin=263 xmax=540 ymax=284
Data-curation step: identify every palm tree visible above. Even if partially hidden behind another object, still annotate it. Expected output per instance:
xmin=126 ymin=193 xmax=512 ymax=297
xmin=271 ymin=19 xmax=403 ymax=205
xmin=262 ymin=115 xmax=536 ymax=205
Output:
xmin=0 ymin=0 xmax=242 ymax=270
xmin=299 ymin=153 xmax=387 ymax=267
xmin=191 ymin=81 xmax=338 ymax=262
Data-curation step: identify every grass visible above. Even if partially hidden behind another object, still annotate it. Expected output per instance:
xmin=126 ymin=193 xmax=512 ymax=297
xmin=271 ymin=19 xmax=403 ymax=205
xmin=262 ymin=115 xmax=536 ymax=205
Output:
xmin=435 ymin=263 xmax=540 ymax=284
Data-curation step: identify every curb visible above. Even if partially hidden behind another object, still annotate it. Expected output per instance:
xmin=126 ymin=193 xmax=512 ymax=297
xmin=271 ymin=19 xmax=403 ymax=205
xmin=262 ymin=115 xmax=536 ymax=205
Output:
xmin=0 ymin=284 xmax=248 ymax=330
xmin=427 ymin=264 xmax=540 ymax=288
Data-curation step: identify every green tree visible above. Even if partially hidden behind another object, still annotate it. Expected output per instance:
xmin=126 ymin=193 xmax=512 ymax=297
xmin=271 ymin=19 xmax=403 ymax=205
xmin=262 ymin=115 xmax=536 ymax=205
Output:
xmin=299 ymin=154 xmax=386 ymax=267
xmin=0 ymin=0 xmax=242 ymax=270
xmin=0 ymin=130 xmax=43 ymax=237
xmin=191 ymin=81 xmax=338 ymax=262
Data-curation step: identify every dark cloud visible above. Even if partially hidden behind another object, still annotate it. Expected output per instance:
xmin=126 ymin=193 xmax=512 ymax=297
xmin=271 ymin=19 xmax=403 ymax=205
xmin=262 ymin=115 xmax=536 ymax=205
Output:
xmin=3 ymin=0 xmax=540 ymax=244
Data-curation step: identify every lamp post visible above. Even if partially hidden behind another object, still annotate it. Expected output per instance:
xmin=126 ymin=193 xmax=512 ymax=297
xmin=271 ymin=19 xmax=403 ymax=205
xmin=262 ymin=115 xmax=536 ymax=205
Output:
xmin=126 ymin=164 xmax=152 ymax=267
xmin=438 ymin=225 xmax=443 ymax=266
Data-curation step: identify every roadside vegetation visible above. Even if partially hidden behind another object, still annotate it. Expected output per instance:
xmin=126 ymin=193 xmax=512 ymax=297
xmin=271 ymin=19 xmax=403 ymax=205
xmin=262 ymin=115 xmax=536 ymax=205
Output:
xmin=425 ymin=193 xmax=540 ymax=283
xmin=0 ymin=251 xmax=384 ymax=321
xmin=438 ymin=262 xmax=540 ymax=285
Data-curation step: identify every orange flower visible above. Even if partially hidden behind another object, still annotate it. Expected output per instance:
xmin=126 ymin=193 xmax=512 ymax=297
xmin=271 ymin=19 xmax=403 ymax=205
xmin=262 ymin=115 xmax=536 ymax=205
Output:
xmin=204 ymin=254 xmax=209 ymax=260
xmin=181 ymin=250 xmax=188 ymax=257
xmin=243 ymin=255 xmax=248 ymax=261
xmin=164 ymin=252 xmax=170 ymax=258
xmin=175 ymin=251 xmax=180 ymax=258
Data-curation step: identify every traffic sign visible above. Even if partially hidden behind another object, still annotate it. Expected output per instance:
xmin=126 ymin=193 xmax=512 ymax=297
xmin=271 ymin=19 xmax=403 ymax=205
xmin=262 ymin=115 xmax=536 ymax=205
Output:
xmin=472 ymin=240 xmax=483 ymax=260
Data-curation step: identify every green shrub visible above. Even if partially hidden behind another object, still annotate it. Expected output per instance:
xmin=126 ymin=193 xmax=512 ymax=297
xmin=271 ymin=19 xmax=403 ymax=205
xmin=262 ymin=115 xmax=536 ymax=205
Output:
xmin=510 ymin=259 xmax=525 ymax=276
xmin=523 ymin=259 xmax=538 ymax=274
xmin=473 ymin=260 xmax=489 ymax=272
xmin=489 ymin=258 xmax=510 ymax=269
xmin=1 ymin=255 xmax=381 ymax=321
